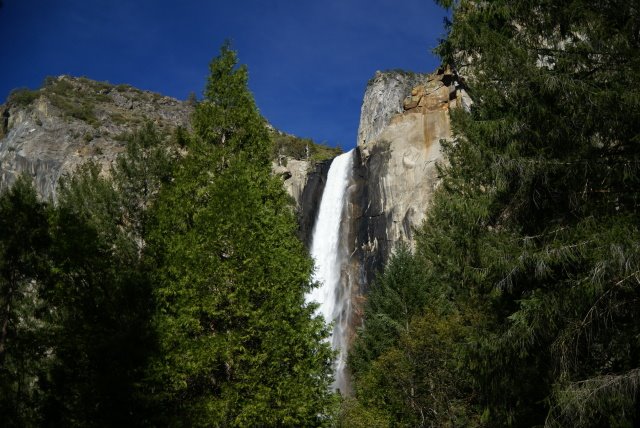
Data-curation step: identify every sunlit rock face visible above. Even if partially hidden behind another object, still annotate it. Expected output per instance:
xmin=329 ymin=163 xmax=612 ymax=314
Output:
xmin=357 ymin=70 xmax=427 ymax=151
xmin=0 ymin=76 xmax=192 ymax=201
xmin=272 ymin=158 xmax=310 ymax=208
xmin=349 ymin=68 xmax=468 ymax=292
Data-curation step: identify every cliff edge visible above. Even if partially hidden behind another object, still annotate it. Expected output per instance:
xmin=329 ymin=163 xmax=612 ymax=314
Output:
xmin=0 ymin=76 xmax=192 ymax=200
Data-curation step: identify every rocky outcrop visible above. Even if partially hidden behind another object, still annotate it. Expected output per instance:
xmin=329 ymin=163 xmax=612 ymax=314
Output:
xmin=272 ymin=156 xmax=332 ymax=246
xmin=0 ymin=71 xmax=463 ymax=294
xmin=347 ymin=68 xmax=468 ymax=291
xmin=272 ymin=157 xmax=311 ymax=208
xmin=301 ymin=69 xmax=462 ymax=379
xmin=0 ymin=76 xmax=192 ymax=201
xmin=357 ymin=71 xmax=427 ymax=150
xmin=0 ymin=76 xmax=337 ymax=250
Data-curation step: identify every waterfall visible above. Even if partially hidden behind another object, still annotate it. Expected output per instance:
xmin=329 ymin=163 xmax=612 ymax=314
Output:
xmin=306 ymin=149 xmax=353 ymax=394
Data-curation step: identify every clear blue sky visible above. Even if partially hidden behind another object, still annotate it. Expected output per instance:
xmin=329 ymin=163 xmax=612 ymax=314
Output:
xmin=0 ymin=0 xmax=448 ymax=149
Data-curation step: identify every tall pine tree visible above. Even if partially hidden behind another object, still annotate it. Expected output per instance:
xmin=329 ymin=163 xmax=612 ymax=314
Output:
xmin=146 ymin=43 xmax=335 ymax=426
xmin=436 ymin=1 xmax=639 ymax=425
xmin=0 ymin=176 xmax=51 ymax=427
xmin=349 ymin=1 xmax=640 ymax=426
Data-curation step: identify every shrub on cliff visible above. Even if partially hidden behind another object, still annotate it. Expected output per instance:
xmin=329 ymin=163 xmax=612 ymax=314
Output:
xmin=7 ymin=88 xmax=39 ymax=106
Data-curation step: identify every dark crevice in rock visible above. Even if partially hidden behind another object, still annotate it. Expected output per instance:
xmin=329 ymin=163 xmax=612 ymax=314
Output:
xmin=1 ymin=108 xmax=9 ymax=137
xmin=297 ymin=158 xmax=333 ymax=247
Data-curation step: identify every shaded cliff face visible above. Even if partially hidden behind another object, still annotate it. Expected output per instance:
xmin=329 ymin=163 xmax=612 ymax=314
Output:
xmin=0 ymin=76 xmax=193 ymax=200
xmin=347 ymin=69 xmax=467 ymax=291
xmin=272 ymin=156 xmax=334 ymax=246
xmin=273 ymin=158 xmax=311 ymax=207
xmin=296 ymin=159 xmax=333 ymax=246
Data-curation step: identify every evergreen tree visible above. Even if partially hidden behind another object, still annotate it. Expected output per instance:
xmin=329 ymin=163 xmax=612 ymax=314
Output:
xmin=434 ymin=1 xmax=640 ymax=425
xmin=349 ymin=1 xmax=640 ymax=426
xmin=348 ymin=244 xmax=475 ymax=427
xmin=146 ymin=43 xmax=334 ymax=426
xmin=0 ymin=176 xmax=51 ymax=427
xmin=42 ymin=161 xmax=155 ymax=426
xmin=349 ymin=244 xmax=429 ymax=377
xmin=111 ymin=122 xmax=177 ymax=252
xmin=41 ymin=123 xmax=172 ymax=426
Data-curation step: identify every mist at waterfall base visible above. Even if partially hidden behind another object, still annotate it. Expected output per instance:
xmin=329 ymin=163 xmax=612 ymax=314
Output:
xmin=306 ymin=150 xmax=354 ymax=394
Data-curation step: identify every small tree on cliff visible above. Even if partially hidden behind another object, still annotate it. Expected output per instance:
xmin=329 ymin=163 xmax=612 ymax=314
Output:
xmin=146 ymin=43 xmax=335 ymax=426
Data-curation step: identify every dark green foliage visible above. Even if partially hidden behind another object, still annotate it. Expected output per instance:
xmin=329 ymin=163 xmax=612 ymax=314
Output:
xmin=76 ymin=77 xmax=113 ymax=93
xmin=173 ymin=125 xmax=190 ymax=148
xmin=0 ymin=124 xmax=173 ymax=426
xmin=49 ymin=95 xmax=98 ymax=126
xmin=146 ymin=44 xmax=335 ymax=426
xmin=0 ymin=176 xmax=51 ymax=427
xmin=187 ymin=91 xmax=198 ymax=106
xmin=348 ymin=1 xmax=640 ymax=426
xmin=337 ymin=397 xmax=391 ymax=428
xmin=39 ymin=76 xmax=153 ymax=128
xmin=349 ymin=244 xmax=429 ymax=374
xmin=0 ymin=169 xmax=152 ymax=424
xmin=348 ymin=245 xmax=476 ymax=427
xmin=42 ymin=158 xmax=155 ymax=426
xmin=42 ymin=77 xmax=99 ymax=126
xmin=43 ymin=123 xmax=177 ymax=426
xmin=191 ymin=42 xmax=271 ymax=168
xmin=0 ymin=42 xmax=338 ymax=427
xmin=8 ymin=88 xmax=40 ymax=106
xmin=0 ymin=46 xmax=335 ymax=425
xmin=112 ymin=122 xmax=177 ymax=247
xmin=437 ymin=1 xmax=640 ymax=424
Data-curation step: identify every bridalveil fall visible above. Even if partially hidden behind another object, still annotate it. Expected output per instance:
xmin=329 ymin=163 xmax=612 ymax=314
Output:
xmin=306 ymin=149 xmax=353 ymax=393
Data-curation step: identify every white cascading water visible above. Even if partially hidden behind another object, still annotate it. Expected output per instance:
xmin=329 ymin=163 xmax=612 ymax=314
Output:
xmin=306 ymin=149 xmax=353 ymax=394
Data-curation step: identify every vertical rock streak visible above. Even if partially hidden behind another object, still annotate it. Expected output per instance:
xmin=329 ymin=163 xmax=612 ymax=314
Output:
xmin=306 ymin=149 xmax=353 ymax=393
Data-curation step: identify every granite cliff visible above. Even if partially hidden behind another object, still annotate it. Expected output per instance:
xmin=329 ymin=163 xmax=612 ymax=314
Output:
xmin=0 ymin=70 xmax=467 ymax=283
xmin=0 ymin=69 xmax=467 ymax=375
xmin=270 ymin=130 xmax=341 ymax=243
xmin=0 ymin=76 xmax=192 ymax=200
xmin=349 ymin=68 xmax=470 ymax=290
xmin=0 ymin=76 xmax=338 ymax=207
xmin=292 ymin=68 xmax=470 ymax=391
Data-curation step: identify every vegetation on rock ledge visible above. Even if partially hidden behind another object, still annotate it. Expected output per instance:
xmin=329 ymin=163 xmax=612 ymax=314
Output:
xmin=271 ymin=130 xmax=342 ymax=164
